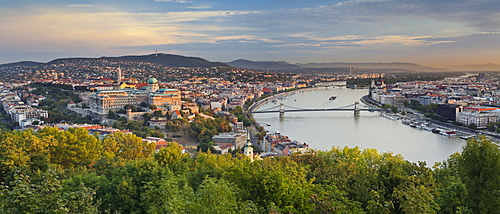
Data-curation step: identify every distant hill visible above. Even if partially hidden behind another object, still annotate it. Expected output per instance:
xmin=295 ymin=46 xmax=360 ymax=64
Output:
xmin=227 ymin=59 xmax=446 ymax=72
xmin=297 ymin=62 xmax=445 ymax=72
xmin=0 ymin=61 xmax=45 ymax=68
xmin=227 ymin=59 xmax=302 ymax=70
xmin=48 ymin=53 xmax=228 ymax=68
xmin=444 ymin=63 xmax=500 ymax=72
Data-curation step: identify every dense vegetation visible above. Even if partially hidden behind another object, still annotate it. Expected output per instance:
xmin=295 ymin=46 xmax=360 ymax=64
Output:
xmin=0 ymin=127 xmax=499 ymax=213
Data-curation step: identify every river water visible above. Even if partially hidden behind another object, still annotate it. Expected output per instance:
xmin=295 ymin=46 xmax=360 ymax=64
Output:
xmin=253 ymin=86 xmax=466 ymax=165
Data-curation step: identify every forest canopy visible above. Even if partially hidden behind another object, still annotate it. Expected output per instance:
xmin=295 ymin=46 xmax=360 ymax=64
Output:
xmin=0 ymin=128 xmax=498 ymax=213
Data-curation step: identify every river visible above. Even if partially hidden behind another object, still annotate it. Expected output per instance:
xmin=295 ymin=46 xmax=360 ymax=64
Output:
xmin=253 ymin=86 xmax=466 ymax=165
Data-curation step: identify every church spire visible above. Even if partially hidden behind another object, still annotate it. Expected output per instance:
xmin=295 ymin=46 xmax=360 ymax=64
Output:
xmin=244 ymin=129 xmax=254 ymax=161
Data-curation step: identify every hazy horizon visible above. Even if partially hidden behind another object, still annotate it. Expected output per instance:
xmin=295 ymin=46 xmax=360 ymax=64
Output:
xmin=1 ymin=0 xmax=499 ymax=67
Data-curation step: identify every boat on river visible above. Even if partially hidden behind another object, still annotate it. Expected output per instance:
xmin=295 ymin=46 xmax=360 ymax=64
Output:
xmin=432 ymin=128 xmax=444 ymax=134
xmin=329 ymin=96 xmax=337 ymax=100
xmin=460 ymin=134 xmax=476 ymax=140
xmin=380 ymin=112 xmax=399 ymax=120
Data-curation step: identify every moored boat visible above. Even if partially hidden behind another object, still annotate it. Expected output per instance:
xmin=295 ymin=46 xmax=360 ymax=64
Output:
xmin=460 ymin=134 xmax=476 ymax=140
xmin=432 ymin=128 xmax=444 ymax=134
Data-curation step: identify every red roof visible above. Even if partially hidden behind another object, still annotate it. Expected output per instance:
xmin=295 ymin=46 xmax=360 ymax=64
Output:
xmin=464 ymin=107 xmax=499 ymax=112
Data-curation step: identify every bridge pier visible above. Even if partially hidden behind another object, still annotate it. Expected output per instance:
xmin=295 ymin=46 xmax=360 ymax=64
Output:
xmin=354 ymin=101 xmax=360 ymax=116
xmin=279 ymin=103 xmax=285 ymax=118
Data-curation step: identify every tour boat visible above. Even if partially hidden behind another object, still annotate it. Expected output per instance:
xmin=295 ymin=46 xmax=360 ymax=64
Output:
xmin=460 ymin=134 xmax=475 ymax=140
xmin=431 ymin=128 xmax=443 ymax=134
xmin=445 ymin=130 xmax=456 ymax=136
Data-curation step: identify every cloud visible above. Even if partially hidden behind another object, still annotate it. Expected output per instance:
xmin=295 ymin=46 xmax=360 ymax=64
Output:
xmin=154 ymin=0 xmax=191 ymax=3
xmin=287 ymin=33 xmax=455 ymax=47
xmin=186 ymin=4 xmax=214 ymax=9
xmin=234 ymin=0 xmax=500 ymax=32
xmin=0 ymin=7 xmax=259 ymax=53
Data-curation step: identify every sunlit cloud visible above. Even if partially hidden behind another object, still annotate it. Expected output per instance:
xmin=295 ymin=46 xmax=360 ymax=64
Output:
xmin=0 ymin=8 xmax=256 ymax=50
xmin=235 ymin=0 xmax=500 ymax=32
xmin=0 ymin=0 xmax=499 ymax=66
xmin=287 ymin=34 xmax=455 ymax=47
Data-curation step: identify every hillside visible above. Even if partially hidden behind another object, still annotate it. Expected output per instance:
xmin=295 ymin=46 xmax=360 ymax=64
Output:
xmin=227 ymin=59 xmax=447 ymax=72
xmin=444 ymin=63 xmax=500 ymax=72
xmin=227 ymin=59 xmax=302 ymax=70
xmin=47 ymin=53 xmax=228 ymax=68
xmin=297 ymin=62 xmax=446 ymax=72
xmin=0 ymin=61 xmax=45 ymax=68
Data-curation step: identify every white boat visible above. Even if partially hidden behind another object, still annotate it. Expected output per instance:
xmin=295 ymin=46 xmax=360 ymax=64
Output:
xmin=380 ymin=112 xmax=399 ymax=120
xmin=420 ymin=125 xmax=433 ymax=131
xmin=460 ymin=134 xmax=476 ymax=140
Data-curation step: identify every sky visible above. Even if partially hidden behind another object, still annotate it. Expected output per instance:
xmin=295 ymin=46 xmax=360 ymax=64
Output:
xmin=0 ymin=0 xmax=499 ymax=67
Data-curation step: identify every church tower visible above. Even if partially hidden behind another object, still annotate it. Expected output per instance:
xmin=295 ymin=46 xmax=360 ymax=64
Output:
xmin=244 ymin=130 xmax=254 ymax=161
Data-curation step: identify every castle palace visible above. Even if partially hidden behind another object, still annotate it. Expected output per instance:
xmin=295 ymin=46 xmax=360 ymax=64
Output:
xmin=88 ymin=77 xmax=181 ymax=121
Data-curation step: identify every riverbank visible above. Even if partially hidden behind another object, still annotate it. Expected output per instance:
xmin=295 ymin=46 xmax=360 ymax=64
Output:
xmin=251 ymin=87 xmax=466 ymax=163
xmin=248 ymin=87 xmax=318 ymax=114
xmin=246 ymin=87 xmax=318 ymax=150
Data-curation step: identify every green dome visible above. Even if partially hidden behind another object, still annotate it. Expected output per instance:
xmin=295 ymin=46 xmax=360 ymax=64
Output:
xmin=147 ymin=77 xmax=158 ymax=84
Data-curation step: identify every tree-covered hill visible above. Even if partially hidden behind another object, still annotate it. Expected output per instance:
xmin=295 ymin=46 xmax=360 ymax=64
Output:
xmin=47 ymin=53 xmax=228 ymax=68
xmin=0 ymin=127 xmax=498 ymax=213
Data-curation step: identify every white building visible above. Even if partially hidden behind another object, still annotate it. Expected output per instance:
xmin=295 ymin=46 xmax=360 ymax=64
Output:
xmin=457 ymin=107 xmax=500 ymax=127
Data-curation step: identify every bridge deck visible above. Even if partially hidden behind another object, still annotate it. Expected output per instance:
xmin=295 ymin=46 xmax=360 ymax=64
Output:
xmin=251 ymin=108 xmax=384 ymax=113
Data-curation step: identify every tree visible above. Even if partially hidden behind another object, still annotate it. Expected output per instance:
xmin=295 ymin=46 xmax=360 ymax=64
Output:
xmin=43 ymin=127 xmax=103 ymax=168
xmin=154 ymin=142 xmax=189 ymax=173
xmin=108 ymin=110 xmax=117 ymax=119
xmin=188 ymin=177 xmax=239 ymax=213
xmin=467 ymin=123 xmax=477 ymax=130
xmin=0 ymin=169 xmax=99 ymax=213
xmin=103 ymin=132 xmax=155 ymax=161
xmin=458 ymin=137 xmax=500 ymax=213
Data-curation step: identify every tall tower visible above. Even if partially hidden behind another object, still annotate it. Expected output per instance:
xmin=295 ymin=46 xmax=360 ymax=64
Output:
xmin=117 ymin=66 xmax=122 ymax=84
xmin=244 ymin=130 xmax=254 ymax=161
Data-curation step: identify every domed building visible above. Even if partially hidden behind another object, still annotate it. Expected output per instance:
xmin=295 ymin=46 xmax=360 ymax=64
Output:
xmin=147 ymin=76 xmax=159 ymax=92
xmin=87 ymin=76 xmax=181 ymax=122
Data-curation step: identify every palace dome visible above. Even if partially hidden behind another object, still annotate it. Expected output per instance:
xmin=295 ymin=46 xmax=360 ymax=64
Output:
xmin=147 ymin=77 xmax=158 ymax=84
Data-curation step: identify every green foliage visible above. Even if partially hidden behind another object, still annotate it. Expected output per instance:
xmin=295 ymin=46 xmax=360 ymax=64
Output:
xmin=188 ymin=116 xmax=231 ymax=143
xmin=405 ymin=100 xmax=438 ymax=114
xmin=102 ymin=132 xmax=155 ymax=162
xmin=381 ymin=104 xmax=399 ymax=113
xmin=458 ymin=137 xmax=500 ymax=213
xmin=0 ymin=169 xmax=99 ymax=213
xmin=467 ymin=123 xmax=477 ymax=130
xmin=0 ymin=127 xmax=499 ymax=213
xmin=154 ymin=142 xmax=190 ymax=173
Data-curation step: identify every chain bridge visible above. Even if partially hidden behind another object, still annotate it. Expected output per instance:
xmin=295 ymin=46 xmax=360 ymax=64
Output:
xmin=314 ymin=82 xmax=347 ymax=88
xmin=250 ymin=102 xmax=385 ymax=117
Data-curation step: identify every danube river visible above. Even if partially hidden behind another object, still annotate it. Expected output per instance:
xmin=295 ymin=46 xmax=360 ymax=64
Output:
xmin=253 ymin=86 xmax=466 ymax=165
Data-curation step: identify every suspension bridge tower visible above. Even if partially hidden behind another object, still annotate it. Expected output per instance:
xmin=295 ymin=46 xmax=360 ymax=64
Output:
xmin=279 ymin=103 xmax=285 ymax=118
xmin=354 ymin=101 xmax=360 ymax=116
